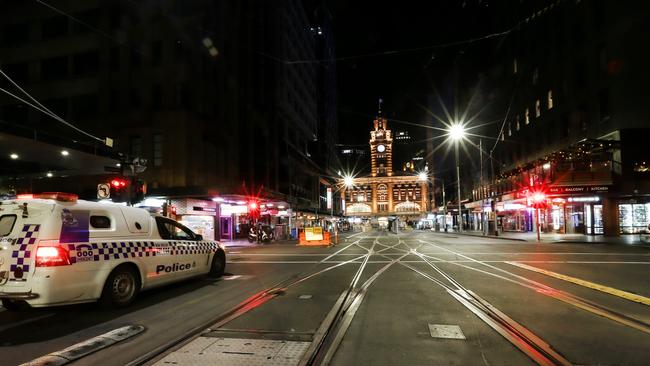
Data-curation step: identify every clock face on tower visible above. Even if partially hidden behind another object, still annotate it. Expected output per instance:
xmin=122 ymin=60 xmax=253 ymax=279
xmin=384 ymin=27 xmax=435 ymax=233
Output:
xmin=377 ymin=144 xmax=385 ymax=153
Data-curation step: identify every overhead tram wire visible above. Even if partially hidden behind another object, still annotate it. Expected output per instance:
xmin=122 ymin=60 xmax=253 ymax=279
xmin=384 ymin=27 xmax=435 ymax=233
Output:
xmin=0 ymin=69 xmax=105 ymax=144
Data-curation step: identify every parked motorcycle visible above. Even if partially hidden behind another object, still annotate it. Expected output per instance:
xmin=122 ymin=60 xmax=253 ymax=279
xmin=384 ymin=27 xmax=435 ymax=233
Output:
xmin=248 ymin=224 xmax=275 ymax=243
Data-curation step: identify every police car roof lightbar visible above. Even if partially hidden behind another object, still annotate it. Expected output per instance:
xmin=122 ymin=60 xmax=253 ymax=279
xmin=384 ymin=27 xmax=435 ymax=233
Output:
xmin=17 ymin=192 xmax=78 ymax=202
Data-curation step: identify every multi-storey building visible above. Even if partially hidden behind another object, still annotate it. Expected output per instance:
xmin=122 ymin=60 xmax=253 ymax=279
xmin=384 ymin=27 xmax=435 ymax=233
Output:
xmin=342 ymin=114 xmax=428 ymax=220
xmin=0 ymin=0 xmax=339 ymax=238
xmin=464 ymin=0 xmax=650 ymax=236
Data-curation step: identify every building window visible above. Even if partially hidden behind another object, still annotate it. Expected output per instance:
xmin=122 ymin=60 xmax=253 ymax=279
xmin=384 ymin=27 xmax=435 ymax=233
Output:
xmin=599 ymin=89 xmax=610 ymax=122
xmin=70 ymin=94 xmax=98 ymax=119
xmin=152 ymin=133 xmax=163 ymax=166
xmin=547 ymin=90 xmax=554 ymax=109
xmin=73 ymin=51 xmax=99 ymax=75
xmin=130 ymin=88 xmax=142 ymax=108
xmin=2 ymin=63 xmax=29 ymax=84
xmin=152 ymin=41 xmax=162 ymax=66
xmin=42 ymin=16 xmax=68 ymax=39
xmin=516 ymin=115 xmax=520 ymax=131
xmin=152 ymin=84 xmax=162 ymax=108
xmin=41 ymin=56 xmax=68 ymax=81
xmin=131 ymin=49 xmax=142 ymax=69
xmin=130 ymin=136 xmax=142 ymax=158
xmin=110 ymin=47 xmax=120 ymax=71
xmin=535 ymin=100 xmax=541 ymax=117
xmin=525 ymin=108 xmax=530 ymax=124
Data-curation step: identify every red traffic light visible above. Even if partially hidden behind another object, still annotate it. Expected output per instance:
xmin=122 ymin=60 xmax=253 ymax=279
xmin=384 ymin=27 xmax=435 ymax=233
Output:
xmin=249 ymin=202 xmax=258 ymax=210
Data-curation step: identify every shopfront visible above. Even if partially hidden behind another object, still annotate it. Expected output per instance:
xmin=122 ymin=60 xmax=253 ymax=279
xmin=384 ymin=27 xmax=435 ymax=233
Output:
xmin=171 ymin=198 xmax=219 ymax=240
xmin=617 ymin=201 xmax=650 ymax=234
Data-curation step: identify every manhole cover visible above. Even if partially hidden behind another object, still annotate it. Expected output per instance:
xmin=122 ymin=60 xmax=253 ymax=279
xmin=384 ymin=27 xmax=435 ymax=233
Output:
xmin=428 ymin=324 xmax=466 ymax=340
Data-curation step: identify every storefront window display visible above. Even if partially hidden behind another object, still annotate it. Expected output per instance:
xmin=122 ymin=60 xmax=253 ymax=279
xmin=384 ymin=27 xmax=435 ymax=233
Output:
xmin=180 ymin=215 xmax=215 ymax=240
xmin=618 ymin=203 xmax=650 ymax=234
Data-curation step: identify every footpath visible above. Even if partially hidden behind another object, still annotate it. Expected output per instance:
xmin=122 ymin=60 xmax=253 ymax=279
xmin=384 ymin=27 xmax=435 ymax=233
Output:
xmin=436 ymin=229 xmax=649 ymax=246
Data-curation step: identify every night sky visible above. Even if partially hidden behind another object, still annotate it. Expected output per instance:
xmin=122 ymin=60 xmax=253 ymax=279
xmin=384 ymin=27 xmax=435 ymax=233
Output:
xmin=328 ymin=0 xmax=505 ymax=173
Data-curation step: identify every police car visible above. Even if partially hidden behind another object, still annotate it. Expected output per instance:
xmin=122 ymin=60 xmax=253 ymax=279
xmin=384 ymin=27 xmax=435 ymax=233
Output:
xmin=0 ymin=192 xmax=226 ymax=310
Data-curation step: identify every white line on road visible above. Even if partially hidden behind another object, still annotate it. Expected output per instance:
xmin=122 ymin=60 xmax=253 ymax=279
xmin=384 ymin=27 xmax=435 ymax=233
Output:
xmin=227 ymin=260 xmax=650 ymax=264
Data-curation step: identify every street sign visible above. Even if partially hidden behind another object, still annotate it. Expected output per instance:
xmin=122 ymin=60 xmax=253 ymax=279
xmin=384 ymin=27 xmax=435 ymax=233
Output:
xmin=97 ymin=183 xmax=110 ymax=199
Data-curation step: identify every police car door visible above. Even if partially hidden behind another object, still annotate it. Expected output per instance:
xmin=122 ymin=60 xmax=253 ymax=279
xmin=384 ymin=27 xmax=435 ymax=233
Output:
xmin=154 ymin=217 xmax=208 ymax=280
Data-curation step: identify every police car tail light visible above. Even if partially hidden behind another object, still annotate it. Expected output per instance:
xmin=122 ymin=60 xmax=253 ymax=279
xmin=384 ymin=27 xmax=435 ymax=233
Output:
xmin=36 ymin=246 xmax=71 ymax=267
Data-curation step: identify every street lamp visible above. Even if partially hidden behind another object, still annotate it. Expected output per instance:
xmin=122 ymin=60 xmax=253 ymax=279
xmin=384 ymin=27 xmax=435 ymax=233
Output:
xmin=449 ymin=123 xmax=466 ymax=232
xmin=343 ymin=175 xmax=354 ymax=188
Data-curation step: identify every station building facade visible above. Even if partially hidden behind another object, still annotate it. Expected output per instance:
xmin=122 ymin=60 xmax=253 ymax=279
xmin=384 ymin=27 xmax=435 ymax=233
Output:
xmin=341 ymin=116 xmax=428 ymax=220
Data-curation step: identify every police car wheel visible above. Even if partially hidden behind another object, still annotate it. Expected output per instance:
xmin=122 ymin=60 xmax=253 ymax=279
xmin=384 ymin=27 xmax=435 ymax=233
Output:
xmin=2 ymin=299 xmax=27 ymax=311
xmin=101 ymin=266 xmax=140 ymax=308
xmin=209 ymin=252 xmax=225 ymax=278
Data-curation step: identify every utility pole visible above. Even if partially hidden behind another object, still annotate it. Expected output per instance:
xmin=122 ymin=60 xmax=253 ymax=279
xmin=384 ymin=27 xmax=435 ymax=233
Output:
xmin=442 ymin=179 xmax=447 ymax=232
xmin=478 ymin=139 xmax=480 ymax=235
xmin=455 ymin=141 xmax=462 ymax=232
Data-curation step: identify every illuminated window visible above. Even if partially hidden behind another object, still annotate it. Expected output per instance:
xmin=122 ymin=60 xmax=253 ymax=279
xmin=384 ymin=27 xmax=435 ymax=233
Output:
xmin=516 ymin=115 xmax=520 ymax=131
xmin=525 ymin=108 xmax=530 ymax=124
xmin=513 ymin=58 xmax=518 ymax=74
xmin=535 ymin=100 xmax=541 ymax=117
xmin=547 ymin=90 xmax=554 ymax=109
xmin=508 ymin=122 xmax=512 ymax=136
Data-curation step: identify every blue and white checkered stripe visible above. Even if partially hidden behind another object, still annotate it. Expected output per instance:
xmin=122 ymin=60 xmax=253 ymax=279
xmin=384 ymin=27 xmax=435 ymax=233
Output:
xmin=10 ymin=224 xmax=40 ymax=273
xmin=67 ymin=241 xmax=219 ymax=263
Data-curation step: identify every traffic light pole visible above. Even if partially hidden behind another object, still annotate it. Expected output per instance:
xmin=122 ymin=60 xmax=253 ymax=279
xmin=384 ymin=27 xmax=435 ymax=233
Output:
xmin=535 ymin=208 xmax=541 ymax=242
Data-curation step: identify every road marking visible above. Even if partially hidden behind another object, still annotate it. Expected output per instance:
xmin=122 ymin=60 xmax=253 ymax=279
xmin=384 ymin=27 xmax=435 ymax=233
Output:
xmin=227 ymin=259 xmax=650 ymax=264
xmin=506 ymin=261 xmax=650 ymax=306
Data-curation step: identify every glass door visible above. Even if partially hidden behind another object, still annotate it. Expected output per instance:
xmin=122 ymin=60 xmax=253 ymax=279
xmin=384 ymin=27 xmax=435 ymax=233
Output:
xmin=585 ymin=204 xmax=592 ymax=234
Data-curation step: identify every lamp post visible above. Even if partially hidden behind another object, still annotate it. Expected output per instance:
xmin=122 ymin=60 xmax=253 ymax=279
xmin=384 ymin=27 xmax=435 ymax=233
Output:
xmin=449 ymin=123 xmax=466 ymax=232
xmin=427 ymin=175 xmax=447 ymax=232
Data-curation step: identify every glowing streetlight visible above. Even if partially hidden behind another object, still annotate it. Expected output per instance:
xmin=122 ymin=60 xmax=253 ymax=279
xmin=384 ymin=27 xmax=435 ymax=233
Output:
xmin=417 ymin=171 xmax=427 ymax=181
xmin=343 ymin=175 xmax=354 ymax=187
xmin=447 ymin=123 xmax=466 ymax=232
xmin=448 ymin=123 xmax=466 ymax=141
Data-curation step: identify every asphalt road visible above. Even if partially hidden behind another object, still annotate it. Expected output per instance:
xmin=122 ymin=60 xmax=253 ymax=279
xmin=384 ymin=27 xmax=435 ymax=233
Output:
xmin=2 ymin=230 xmax=650 ymax=366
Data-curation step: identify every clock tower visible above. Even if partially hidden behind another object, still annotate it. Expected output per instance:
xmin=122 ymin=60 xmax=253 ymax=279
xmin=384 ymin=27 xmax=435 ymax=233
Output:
xmin=370 ymin=115 xmax=393 ymax=177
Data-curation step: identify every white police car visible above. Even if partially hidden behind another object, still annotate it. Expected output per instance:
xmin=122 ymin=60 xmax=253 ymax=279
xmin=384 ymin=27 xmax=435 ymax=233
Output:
xmin=0 ymin=193 xmax=226 ymax=310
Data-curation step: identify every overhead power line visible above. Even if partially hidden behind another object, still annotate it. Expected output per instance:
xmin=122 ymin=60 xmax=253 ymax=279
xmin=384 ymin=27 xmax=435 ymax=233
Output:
xmin=0 ymin=68 xmax=105 ymax=143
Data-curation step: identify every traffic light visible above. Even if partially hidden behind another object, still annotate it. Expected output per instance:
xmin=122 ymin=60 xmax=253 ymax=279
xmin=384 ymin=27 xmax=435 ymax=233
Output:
xmin=110 ymin=178 xmax=129 ymax=202
xmin=248 ymin=201 xmax=260 ymax=219
xmin=528 ymin=191 xmax=547 ymax=209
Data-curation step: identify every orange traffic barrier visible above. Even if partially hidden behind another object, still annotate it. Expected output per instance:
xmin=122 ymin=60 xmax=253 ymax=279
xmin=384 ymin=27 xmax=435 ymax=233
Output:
xmin=298 ymin=230 xmax=331 ymax=246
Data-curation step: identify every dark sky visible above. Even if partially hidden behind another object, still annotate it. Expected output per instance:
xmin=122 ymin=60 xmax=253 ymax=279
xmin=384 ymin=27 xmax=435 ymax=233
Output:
xmin=327 ymin=0 xmax=504 ymax=173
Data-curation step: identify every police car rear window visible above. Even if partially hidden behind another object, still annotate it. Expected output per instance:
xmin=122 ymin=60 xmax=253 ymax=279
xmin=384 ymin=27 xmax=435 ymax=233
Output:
xmin=90 ymin=215 xmax=111 ymax=229
xmin=0 ymin=214 xmax=17 ymax=236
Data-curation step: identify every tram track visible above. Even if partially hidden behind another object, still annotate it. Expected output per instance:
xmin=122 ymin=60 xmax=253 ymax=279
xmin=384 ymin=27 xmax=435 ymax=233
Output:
xmin=415 ymin=237 xmax=650 ymax=335
xmin=133 ymin=234 xmax=409 ymax=366
xmin=132 ymin=231 xmax=648 ymax=366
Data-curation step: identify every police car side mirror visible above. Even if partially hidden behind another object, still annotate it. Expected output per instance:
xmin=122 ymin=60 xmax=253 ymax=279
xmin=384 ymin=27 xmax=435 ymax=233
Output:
xmin=194 ymin=234 xmax=203 ymax=241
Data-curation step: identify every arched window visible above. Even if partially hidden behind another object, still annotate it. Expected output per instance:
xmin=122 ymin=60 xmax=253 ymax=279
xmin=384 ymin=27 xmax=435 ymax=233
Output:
xmin=394 ymin=201 xmax=421 ymax=212
xmin=377 ymin=184 xmax=388 ymax=201
xmin=347 ymin=203 xmax=372 ymax=214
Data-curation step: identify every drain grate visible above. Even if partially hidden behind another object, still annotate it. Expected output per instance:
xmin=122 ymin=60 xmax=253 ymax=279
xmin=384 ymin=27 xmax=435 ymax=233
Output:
xmin=428 ymin=324 xmax=466 ymax=340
